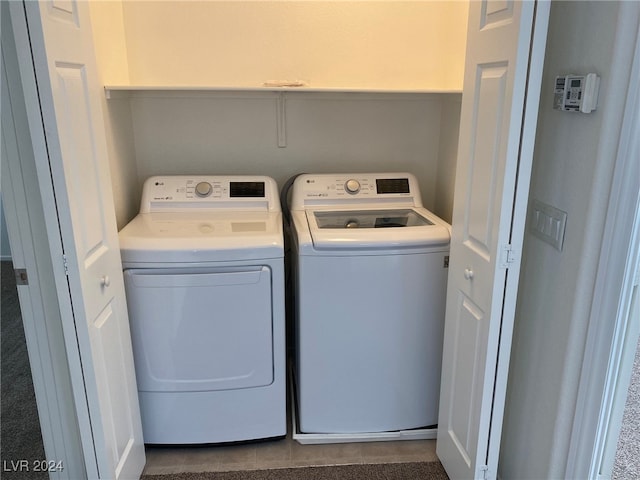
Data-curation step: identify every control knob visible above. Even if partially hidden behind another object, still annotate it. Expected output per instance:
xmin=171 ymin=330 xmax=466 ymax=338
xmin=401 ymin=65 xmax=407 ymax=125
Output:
xmin=195 ymin=181 xmax=212 ymax=198
xmin=344 ymin=179 xmax=361 ymax=194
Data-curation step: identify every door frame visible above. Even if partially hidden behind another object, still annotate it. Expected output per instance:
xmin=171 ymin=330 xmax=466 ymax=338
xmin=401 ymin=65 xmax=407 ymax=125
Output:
xmin=1 ymin=24 xmax=86 ymax=480
xmin=5 ymin=2 xmax=98 ymax=477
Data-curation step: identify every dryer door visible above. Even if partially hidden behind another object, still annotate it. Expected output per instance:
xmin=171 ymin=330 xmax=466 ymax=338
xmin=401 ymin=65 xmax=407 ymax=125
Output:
xmin=124 ymin=266 xmax=274 ymax=392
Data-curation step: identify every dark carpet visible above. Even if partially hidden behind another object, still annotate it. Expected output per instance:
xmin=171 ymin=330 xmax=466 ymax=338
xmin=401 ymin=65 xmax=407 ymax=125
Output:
xmin=1 ymin=261 xmax=47 ymax=479
xmin=142 ymin=461 xmax=449 ymax=480
xmin=613 ymin=335 xmax=640 ymax=479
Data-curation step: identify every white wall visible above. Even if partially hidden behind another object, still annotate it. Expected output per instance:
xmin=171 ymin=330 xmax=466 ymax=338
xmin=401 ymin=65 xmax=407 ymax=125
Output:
xmin=88 ymin=1 xmax=140 ymax=229
xmin=500 ymin=2 xmax=639 ymax=478
xmin=127 ymin=91 xmax=459 ymax=220
xmin=88 ymin=1 xmax=465 ymax=228
xmin=434 ymin=95 xmax=461 ymax=223
xmin=120 ymin=1 xmax=468 ymax=91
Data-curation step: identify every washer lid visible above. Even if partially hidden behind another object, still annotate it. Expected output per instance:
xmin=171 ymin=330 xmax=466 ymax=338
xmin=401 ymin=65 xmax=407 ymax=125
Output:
xmin=119 ymin=211 xmax=284 ymax=263
xmin=314 ymin=209 xmax=433 ymax=229
xmin=306 ymin=207 xmax=450 ymax=250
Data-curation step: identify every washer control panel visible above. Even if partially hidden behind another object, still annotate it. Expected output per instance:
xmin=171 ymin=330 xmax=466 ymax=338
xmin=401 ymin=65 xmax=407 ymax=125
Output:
xmin=298 ymin=175 xmax=412 ymax=199
xmin=140 ymin=176 xmax=278 ymax=212
xmin=292 ymin=173 xmax=422 ymax=208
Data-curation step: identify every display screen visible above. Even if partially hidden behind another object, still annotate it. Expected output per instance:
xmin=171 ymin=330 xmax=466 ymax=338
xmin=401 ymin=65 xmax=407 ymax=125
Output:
xmin=571 ymin=79 xmax=581 ymax=88
xmin=230 ymin=182 xmax=265 ymax=197
xmin=376 ymin=178 xmax=410 ymax=194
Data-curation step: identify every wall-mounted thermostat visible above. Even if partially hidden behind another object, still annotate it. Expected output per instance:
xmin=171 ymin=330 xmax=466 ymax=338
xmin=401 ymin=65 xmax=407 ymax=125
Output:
xmin=554 ymin=73 xmax=600 ymax=113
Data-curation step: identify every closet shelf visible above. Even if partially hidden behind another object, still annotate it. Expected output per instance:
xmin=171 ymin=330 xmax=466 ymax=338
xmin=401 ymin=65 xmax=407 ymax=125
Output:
xmin=104 ymin=85 xmax=463 ymax=99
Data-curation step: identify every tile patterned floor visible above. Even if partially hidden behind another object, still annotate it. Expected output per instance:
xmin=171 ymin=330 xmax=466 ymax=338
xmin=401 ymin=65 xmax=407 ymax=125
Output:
xmin=143 ymin=435 xmax=438 ymax=475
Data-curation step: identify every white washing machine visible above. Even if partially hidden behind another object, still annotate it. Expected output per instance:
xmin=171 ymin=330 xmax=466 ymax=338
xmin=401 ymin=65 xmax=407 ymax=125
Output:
xmin=119 ymin=175 xmax=286 ymax=444
xmin=290 ymin=172 xmax=450 ymax=436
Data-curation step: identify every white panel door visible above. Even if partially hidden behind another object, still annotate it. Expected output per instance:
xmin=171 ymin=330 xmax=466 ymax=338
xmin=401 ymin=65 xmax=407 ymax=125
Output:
xmin=19 ymin=1 xmax=145 ymax=478
xmin=437 ymin=1 xmax=549 ymax=479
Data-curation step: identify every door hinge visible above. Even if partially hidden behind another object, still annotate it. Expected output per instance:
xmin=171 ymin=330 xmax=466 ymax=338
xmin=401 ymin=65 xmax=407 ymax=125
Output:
xmin=62 ymin=254 xmax=69 ymax=275
xmin=500 ymin=244 xmax=517 ymax=269
xmin=479 ymin=464 xmax=489 ymax=479
xmin=15 ymin=268 xmax=29 ymax=286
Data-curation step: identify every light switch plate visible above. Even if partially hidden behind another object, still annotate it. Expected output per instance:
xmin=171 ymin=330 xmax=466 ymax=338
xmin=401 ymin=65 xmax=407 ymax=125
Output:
xmin=530 ymin=199 xmax=567 ymax=251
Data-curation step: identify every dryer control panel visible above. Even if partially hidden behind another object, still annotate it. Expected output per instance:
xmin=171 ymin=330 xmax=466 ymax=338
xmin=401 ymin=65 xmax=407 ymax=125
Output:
xmin=291 ymin=173 xmax=423 ymax=209
xmin=140 ymin=175 xmax=280 ymax=213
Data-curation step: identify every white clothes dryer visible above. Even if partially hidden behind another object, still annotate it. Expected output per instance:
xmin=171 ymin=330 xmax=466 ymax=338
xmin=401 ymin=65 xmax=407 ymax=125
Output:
xmin=289 ymin=173 xmax=450 ymax=437
xmin=119 ymin=175 xmax=285 ymax=444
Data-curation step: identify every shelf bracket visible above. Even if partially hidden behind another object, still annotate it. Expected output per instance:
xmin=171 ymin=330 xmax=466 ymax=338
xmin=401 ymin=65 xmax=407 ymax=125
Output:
xmin=276 ymin=92 xmax=287 ymax=148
